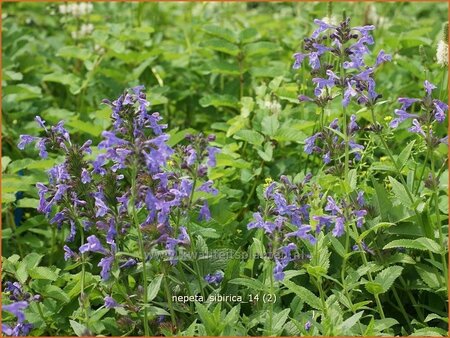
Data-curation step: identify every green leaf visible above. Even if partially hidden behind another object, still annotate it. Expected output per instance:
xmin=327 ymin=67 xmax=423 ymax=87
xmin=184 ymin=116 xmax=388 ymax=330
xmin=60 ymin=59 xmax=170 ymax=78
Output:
xmin=340 ymin=311 xmax=363 ymax=333
xmin=234 ymin=129 xmax=264 ymax=146
xmin=42 ymin=73 xmax=81 ymax=93
xmin=57 ymin=46 xmax=91 ymax=61
xmin=66 ymin=118 xmax=103 ymax=136
xmin=239 ymin=28 xmax=259 ymax=44
xmin=16 ymin=261 xmax=28 ymax=284
xmin=199 ymin=94 xmax=239 ymax=109
xmin=383 ymin=237 xmax=441 ymax=254
xmin=28 ymin=267 xmax=58 ymax=281
xmin=3 ymin=84 xmax=42 ymax=102
xmin=243 ymin=41 xmax=281 ymax=57
xmin=2 ymin=156 xmax=11 ymax=172
xmin=397 ymin=140 xmax=415 ymax=169
xmin=201 ymin=38 xmax=239 ymax=56
xmin=388 ymin=176 xmax=414 ymax=208
xmin=43 ymin=285 xmax=70 ymax=303
xmin=283 ymin=280 xmax=322 ymax=310
xmin=202 ymin=25 xmax=236 ymax=43
xmin=207 ymin=60 xmax=240 ymax=76
xmin=261 ymin=115 xmax=279 ymax=137
xmin=415 ymin=263 xmax=445 ymax=289
xmin=257 ymin=142 xmax=273 ymax=162
xmin=147 ymin=274 xmax=163 ymax=301
xmin=69 ymin=320 xmax=90 ymax=336
xmin=373 ymin=266 xmax=403 ymax=293
xmin=272 ymin=308 xmax=290 ymax=334
xmin=228 ymin=277 xmax=265 ymax=291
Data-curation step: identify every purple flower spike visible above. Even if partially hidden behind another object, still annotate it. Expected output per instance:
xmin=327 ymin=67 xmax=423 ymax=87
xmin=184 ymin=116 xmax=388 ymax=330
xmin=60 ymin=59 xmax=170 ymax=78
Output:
xmin=424 ymin=80 xmax=437 ymax=96
xmin=104 ymin=296 xmax=119 ymax=309
xmin=312 ymin=19 xmax=336 ymax=39
xmin=293 ymin=53 xmax=307 ymax=69
xmin=198 ymin=201 xmax=211 ymax=221
xmin=3 ymin=301 xmax=28 ymax=323
xmin=408 ymin=119 xmax=426 ymax=137
xmin=375 ymin=50 xmax=392 ymax=66
xmin=79 ymin=235 xmax=107 ymax=254
xmin=98 ymin=256 xmax=114 ymax=281
xmin=63 ymin=245 xmax=76 ymax=261
xmin=207 ymin=146 xmax=220 ymax=167
xmin=332 ymin=217 xmax=345 ymax=237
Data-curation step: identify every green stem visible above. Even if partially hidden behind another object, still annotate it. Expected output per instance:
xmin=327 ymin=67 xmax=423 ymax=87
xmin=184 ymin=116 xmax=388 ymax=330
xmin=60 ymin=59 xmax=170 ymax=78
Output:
xmin=131 ymin=173 xmax=151 ymax=336
xmin=429 ymin=147 xmax=448 ymax=291
xmin=391 ymin=286 xmax=413 ymax=332
xmin=352 ymin=223 xmax=385 ymax=319
xmin=162 ymin=265 xmax=177 ymax=327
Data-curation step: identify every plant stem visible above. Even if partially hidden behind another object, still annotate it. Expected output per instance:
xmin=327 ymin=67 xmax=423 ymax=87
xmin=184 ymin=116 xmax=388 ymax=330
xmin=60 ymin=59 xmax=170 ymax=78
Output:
xmin=162 ymin=265 xmax=177 ymax=327
xmin=391 ymin=286 xmax=413 ymax=332
xmin=130 ymin=173 xmax=151 ymax=336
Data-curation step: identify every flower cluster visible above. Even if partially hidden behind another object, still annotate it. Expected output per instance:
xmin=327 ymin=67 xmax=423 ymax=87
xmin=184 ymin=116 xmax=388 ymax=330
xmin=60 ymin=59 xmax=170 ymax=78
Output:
xmin=204 ymin=270 xmax=224 ymax=285
xmin=304 ymin=115 xmax=364 ymax=170
xmin=18 ymin=86 xmax=220 ymax=319
xmin=58 ymin=2 xmax=93 ymax=17
xmin=294 ymin=17 xmax=391 ymax=109
xmin=390 ymin=80 xmax=448 ymax=146
xmin=247 ymin=175 xmax=370 ymax=281
xmin=2 ymin=281 xmax=40 ymax=336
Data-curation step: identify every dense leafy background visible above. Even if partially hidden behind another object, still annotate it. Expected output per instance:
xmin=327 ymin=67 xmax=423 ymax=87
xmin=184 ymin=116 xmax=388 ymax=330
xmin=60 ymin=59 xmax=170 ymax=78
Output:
xmin=2 ymin=2 xmax=448 ymax=336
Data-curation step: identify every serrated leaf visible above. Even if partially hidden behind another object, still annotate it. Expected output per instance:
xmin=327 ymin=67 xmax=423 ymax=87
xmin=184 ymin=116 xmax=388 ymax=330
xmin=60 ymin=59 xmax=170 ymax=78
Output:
xmin=365 ymin=282 xmax=384 ymax=294
xmin=208 ymin=60 xmax=240 ymax=76
xmin=243 ymin=41 xmax=281 ymax=57
xmin=340 ymin=311 xmax=363 ymax=333
xmin=43 ymin=285 xmax=70 ymax=303
xmin=239 ymin=27 xmax=258 ymax=44
xmin=257 ymin=142 xmax=273 ymax=162
xmin=69 ymin=320 xmax=90 ymax=336
xmin=374 ymin=266 xmax=403 ymax=293
xmin=28 ymin=267 xmax=58 ymax=281
xmin=234 ymin=129 xmax=264 ymax=146
xmin=57 ymin=46 xmax=91 ymax=61
xmin=261 ymin=115 xmax=279 ymax=137
xmin=383 ymin=237 xmax=441 ymax=254
xmin=388 ymin=176 xmax=414 ymax=208
xmin=199 ymin=94 xmax=239 ymax=109
xmin=202 ymin=25 xmax=236 ymax=43
xmin=201 ymin=38 xmax=239 ymax=56
xmin=147 ymin=274 xmax=163 ymax=301
xmin=228 ymin=277 xmax=264 ymax=291
xmin=283 ymin=280 xmax=322 ymax=310
xmin=397 ymin=140 xmax=415 ymax=169
xmin=415 ymin=263 xmax=445 ymax=289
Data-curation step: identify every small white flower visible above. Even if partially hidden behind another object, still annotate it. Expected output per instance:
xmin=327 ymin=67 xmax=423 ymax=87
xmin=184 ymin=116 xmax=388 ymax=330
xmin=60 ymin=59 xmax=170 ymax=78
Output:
xmin=58 ymin=4 xmax=67 ymax=14
xmin=436 ymin=40 xmax=448 ymax=67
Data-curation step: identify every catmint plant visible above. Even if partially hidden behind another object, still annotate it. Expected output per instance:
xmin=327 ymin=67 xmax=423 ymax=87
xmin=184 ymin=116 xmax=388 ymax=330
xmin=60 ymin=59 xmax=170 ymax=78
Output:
xmin=18 ymin=86 xmax=220 ymax=335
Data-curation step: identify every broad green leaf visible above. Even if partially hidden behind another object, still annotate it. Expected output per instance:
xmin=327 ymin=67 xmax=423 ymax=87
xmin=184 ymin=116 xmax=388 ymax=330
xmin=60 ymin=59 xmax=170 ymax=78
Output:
xmin=383 ymin=238 xmax=441 ymax=254
xmin=3 ymin=84 xmax=42 ymax=102
xmin=28 ymin=267 xmax=58 ymax=281
xmin=340 ymin=311 xmax=363 ymax=333
xmin=43 ymin=285 xmax=70 ymax=303
xmin=373 ymin=266 xmax=403 ymax=293
xmin=208 ymin=60 xmax=240 ymax=76
xmin=365 ymin=282 xmax=384 ymax=294
xmin=283 ymin=280 xmax=322 ymax=310
xmin=388 ymin=176 xmax=414 ymax=208
xmin=271 ymin=308 xmax=290 ymax=334
xmin=243 ymin=41 xmax=281 ymax=57
xmin=397 ymin=140 xmax=415 ymax=169
xmin=69 ymin=320 xmax=90 ymax=336
xmin=201 ymin=38 xmax=239 ymax=56
xmin=234 ymin=129 xmax=264 ymax=146
xmin=228 ymin=277 xmax=265 ymax=291
xmin=57 ymin=46 xmax=91 ymax=61
xmin=66 ymin=118 xmax=103 ymax=136
xmin=239 ymin=27 xmax=258 ymax=44
xmin=415 ymin=263 xmax=445 ymax=289
xmin=147 ymin=274 xmax=164 ymax=301
xmin=257 ymin=142 xmax=273 ymax=161
xmin=261 ymin=115 xmax=279 ymax=137
xmin=199 ymin=94 xmax=239 ymax=109
xmin=202 ymin=25 xmax=236 ymax=43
